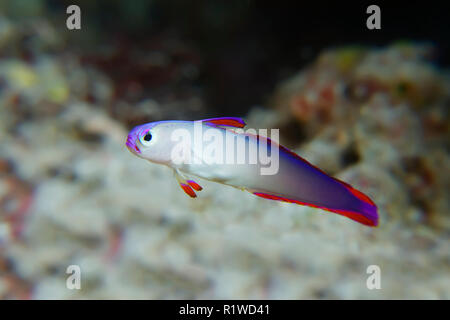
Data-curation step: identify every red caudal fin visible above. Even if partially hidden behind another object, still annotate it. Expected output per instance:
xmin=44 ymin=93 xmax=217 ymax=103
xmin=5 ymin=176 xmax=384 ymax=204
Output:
xmin=200 ymin=117 xmax=246 ymax=128
xmin=252 ymin=192 xmax=378 ymax=227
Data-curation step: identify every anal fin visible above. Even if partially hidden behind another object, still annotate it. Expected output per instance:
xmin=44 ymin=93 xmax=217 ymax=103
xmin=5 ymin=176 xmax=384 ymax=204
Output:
xmin=251 ymin=191 xmax=377 ymax=227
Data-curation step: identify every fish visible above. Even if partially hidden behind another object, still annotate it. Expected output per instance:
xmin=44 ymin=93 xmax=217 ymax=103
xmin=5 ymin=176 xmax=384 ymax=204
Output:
xmin=126 ymin=117 xmax=378 ymax=227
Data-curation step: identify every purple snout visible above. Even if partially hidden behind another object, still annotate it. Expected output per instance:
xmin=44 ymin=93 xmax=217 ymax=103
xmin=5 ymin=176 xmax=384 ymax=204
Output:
xmin=126 ymin=135 xmax=141 ymax=154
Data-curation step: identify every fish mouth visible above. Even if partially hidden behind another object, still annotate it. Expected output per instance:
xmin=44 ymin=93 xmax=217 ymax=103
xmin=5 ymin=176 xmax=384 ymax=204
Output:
xmin=126 ymin=136 xmax=141 ymax=154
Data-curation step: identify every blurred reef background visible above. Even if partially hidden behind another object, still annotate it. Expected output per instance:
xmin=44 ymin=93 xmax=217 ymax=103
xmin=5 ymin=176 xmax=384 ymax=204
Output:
xmin=0 ymin=0 xmax=449 ymax=299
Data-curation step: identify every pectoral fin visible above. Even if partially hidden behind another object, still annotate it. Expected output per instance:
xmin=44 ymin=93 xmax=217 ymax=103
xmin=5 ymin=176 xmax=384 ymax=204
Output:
xmin=187 ymin=180 xmax=203 ymax=191
xmin=174 ymin=170 xmax=203 ymax=198
xmin=180 ymin=183 xmax=197 ymax=198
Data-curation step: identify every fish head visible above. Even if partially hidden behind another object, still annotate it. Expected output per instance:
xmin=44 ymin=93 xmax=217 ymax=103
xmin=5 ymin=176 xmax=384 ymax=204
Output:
xmin=126 ymin=121 xmax=186 ymax=165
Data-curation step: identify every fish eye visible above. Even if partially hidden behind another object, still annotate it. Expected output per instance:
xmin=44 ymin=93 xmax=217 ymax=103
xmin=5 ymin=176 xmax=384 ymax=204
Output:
xmin=140 ymin=131 xmax=152 ymax=146
xmin=143 ymin=132 xmax=152 ymax=141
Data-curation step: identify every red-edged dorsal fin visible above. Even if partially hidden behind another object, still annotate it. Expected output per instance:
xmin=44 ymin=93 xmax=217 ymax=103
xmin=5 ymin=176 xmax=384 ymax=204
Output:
xmin=337 ymin=181 xmax=376 ymax=206
xmin=243 ymin=132 xmax=333 ymax=178
xmin=252 ymin=192 xmax=378 ymax=227
xmin=200 ymin=117 xmax=246 ymax=128
xmin=276 ymin=141 xmax=333 ymax=177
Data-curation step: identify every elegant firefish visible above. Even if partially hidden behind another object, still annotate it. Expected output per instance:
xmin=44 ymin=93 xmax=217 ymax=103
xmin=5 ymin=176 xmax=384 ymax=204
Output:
xmin=126 ymin=117 xmax=378 ymax=227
